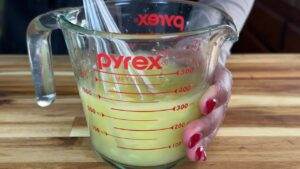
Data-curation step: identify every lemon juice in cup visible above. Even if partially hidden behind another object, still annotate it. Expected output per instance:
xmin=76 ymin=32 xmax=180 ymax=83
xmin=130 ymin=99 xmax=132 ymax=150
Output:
xmin=79 ymin=51 xmax=208 ymax=166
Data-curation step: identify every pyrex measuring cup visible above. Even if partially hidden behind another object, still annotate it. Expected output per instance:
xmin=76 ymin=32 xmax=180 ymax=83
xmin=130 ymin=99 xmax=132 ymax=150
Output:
xmin=27 ymin=0 xmax=238 ymax=168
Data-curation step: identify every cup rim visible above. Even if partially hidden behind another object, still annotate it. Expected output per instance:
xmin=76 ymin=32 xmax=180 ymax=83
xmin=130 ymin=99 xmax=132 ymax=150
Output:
xmin=58 ymin=0 xmax=238 ymax=40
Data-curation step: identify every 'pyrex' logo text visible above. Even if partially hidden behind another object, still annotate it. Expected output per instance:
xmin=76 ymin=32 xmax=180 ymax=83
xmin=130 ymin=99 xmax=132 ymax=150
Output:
xmin=136 ymin=13 xmax=185 ymax=31
xmin=97 ymin=53 xmax=162 ymax=70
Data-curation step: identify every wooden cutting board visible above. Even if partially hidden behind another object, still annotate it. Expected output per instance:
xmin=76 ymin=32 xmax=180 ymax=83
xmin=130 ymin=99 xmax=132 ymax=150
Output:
xmin=0 ymin=54 xmax=300 ymax=169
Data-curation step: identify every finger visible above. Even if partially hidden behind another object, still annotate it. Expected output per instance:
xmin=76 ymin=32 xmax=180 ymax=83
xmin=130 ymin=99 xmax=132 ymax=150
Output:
xmin=183 ymin=105 xmax=226 ymax=148
xmin=186 ymin=124 xmax=220 ymax=162
xmin=200 ymin=64 xmax=232 ymax=115
xmin=184 ymin=105 xmax=227 ymax=161
xmin=186 ymin=144 xmax=207 ymax=162
xmin=183 ymin=65 xmax=232 ymax=161
xmin=198 ymin=105 xmax=228 ymax=147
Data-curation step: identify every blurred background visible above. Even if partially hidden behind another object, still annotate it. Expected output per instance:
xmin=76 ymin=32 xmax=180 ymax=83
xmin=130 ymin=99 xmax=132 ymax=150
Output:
xmin=0 ymin=0 xmax=299 ymax=54
xmin=232 ymin=0 xmax=300 ymax=53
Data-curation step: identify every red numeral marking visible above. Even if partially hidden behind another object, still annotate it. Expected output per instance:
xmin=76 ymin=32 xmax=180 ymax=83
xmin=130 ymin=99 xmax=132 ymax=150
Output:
xmin=174 ymin=103 xmax=189 ymax=111
xmin=175 ymin=85 xmax=192 ymax=94
xmin=173 ymin=122 xmax=188 ymax=129
xmin=80 ymin=71 xmax=87 ymax=78
xmin=87 ymin=105 xmax=97 ymax=115
xmin=171 ymin=141 xmax=182 ymax=148
xmin=82 ymin=87 xmax=93 ymax=96
xmin=177 ymin=67 xmax=194 ymax=76
xmin=92 ymin=126 xmax=101 ymax=133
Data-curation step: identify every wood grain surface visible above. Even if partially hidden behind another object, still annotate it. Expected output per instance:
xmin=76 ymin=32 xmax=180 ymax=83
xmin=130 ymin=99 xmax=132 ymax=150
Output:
xmin=0 ymin=54 xmax=300 ymax=169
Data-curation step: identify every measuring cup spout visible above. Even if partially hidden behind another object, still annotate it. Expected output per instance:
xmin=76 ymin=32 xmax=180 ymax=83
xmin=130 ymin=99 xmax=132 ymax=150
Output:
xmin=205 ymin=22 xmax=238 ymax=78
xmin=222 ymin=22 xmax=239 ymax=42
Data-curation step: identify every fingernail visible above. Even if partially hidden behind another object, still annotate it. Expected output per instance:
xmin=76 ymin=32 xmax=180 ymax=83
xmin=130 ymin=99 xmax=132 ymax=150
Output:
xmin=188 ymin=133 xmax=201 ymax=148
xmin=195 ymin=147 xmax=207 ymax=161
xmin=205 ymin=99 xmax=217 ymax=115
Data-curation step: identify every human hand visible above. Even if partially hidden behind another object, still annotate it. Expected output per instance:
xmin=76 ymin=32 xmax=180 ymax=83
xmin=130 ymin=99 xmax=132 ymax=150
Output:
xmin=183 ymin=62 xmax=232 ymax=161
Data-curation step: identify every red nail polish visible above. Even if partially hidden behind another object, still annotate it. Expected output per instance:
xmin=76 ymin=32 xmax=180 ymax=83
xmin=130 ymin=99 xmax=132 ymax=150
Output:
xmin=205 ymin=99 xmax=217 ymax=115
xmin=188 ymin=133 xmax=201 ymax=148
xmin=195 ymin=147 xmax=207 ymax=161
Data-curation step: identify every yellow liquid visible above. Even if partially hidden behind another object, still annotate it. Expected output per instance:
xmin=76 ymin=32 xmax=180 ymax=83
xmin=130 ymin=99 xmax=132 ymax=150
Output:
xmin=79 ymin=86 xmax=205 ymax=166
xmin=78 ymin=61 xmax=207 ymax=166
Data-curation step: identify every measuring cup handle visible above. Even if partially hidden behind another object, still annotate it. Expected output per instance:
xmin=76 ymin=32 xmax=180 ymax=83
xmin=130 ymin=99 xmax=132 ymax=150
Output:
xmin=27 ymin=10 xmax=63 ymax=107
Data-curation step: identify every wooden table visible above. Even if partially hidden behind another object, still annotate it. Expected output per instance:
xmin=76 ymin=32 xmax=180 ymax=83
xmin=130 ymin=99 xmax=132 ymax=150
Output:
xmin=0 ymin=54 xmax=300 ymax=169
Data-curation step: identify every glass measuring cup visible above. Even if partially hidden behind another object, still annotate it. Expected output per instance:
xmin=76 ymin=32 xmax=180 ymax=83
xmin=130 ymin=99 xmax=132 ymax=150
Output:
xmin=27 ymin=0 xmax=238 ymax=168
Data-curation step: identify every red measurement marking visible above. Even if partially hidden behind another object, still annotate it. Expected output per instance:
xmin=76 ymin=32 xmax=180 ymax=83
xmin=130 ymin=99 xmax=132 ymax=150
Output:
xmin=171 ymin=141 xmax=183 ymax=148
xmin=88 ymin=105 xmax=157 ymax=121
xmin=111 ymin=103 xmax=189 ymax=113
xmin=92 ymin=126 xmax=155 ymax=140
xmin=114 ymin=122 xmax=188 ymax=132
xmin=87 ymin=105 xmax=97 ymax=115
xmin=95 ymin=77 xmax=160 ymax=86
xmin=100 ymin=95 xmax=158 ymax=103
xmin=117 ymin=145 xmax=171 ymax=151
xmin=117 ymin=141 xmax=182 ymax=150
xmin=174 ymin=85 xmax=193 ymax=94
xmin=173 ymin=122 xmax=188 ymax=129
xmin=108 ymin=133 xmax=156 ymax=140
xmin=108 ymin=85 xmax=192 ymax=95
xmin=176 ymin=67 xmax=194 ymax=76
xmin=94 ymin=66 xmax=195 ymax=77
xmin=80 ymin=70 xmax=90 ymax=78
xmin=102 ymin=113 xmax=157 ymax=122
xmin=82 ymin=87 xmax=93 ymax=96
xmin=94 ymin=69 xmax=177 ymax=77
xmin=82 ymin=88 xmax=158 ymax=103
xmin=108 ymin=90 xmax=174 ymax=95
xmin=111 ymin=107 xmax=174 ymax=113
xmin=114 ymin=126 xmax=173 ymax=131
xmin=174 ymin=103 xmax=189 ymax=111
